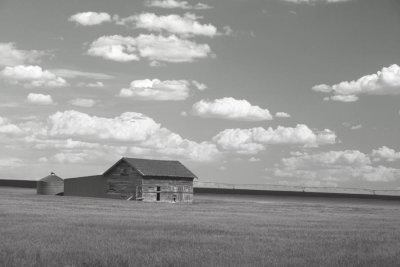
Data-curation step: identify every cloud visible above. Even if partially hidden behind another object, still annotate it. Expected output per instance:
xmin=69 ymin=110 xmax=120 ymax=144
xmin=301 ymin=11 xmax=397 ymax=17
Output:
xmin=136 ymin=34 xmax=212 ymax=62
xmin=4 ymin=110 xmax=218 ymax=164
xmin=213 ymin=124 xmax=336 ymax=154
xmin=350 ymin=124 xmax=362 ymax=130
xmin=1 ymin=65 xmax=68 ymax=88
xmin=0 ymin=43 xmax=47 ymax=67
xmin=312 ymin=64 xmax=400 ymax=102
xmin=275 ymin=112 xmax=291 ymax=118
xmin=145 ymin=0 xmax=213 ymax=10
xmin=68 ymin=98 xmax=97 ymax=107
xmin=282 ymin=150 xmax=372 ymax=167
xmin=192 ymin=80 xmax=207 ymax=90
xmin=330 ymin=95 xmax=359 ymax=102
xmin=46 ymin=111 xmax=160 ymax=141
xmin=32 ymin=138 xmax=101 ymax=150
xmin=273 ymin=149 xmax=400 ymax=184
xmin=69 ymin=12 xmax=112 ymax=26
xmin=118 ymin=79 xmax=205 ymax=100
xmin=27 ymin=93 xmax=55 ymax=105
xmin=0 ymin=117 xmax=22 ymax=135
xmin=51 ymin=69 xmax=114 ymax=80
xmin=282 ymin=0 xmax=351 ymax=4
xmin=77 ymin=81 xmax=104 ymax=88
xmin=0 ymin=157 xmax=22 ymax=169
xmin=87 ymin=35 xmax=139 ymax=62
xmin=191 ymin=97 xmax=273 ymax=121
xmin=40 ymin=110 xmax=220 ymax=161
xmin=371 ymin=146 xmax=400 ymax=162
xmin=87 ymin=34 xmax=212 ymax=63
xmin=117 ymin=13 xmax=217 ymax=37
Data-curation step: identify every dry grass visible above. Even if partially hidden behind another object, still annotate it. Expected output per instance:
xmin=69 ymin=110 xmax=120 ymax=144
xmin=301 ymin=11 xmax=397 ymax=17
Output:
xmin=0 ymin=187 xmax=400 ymax=267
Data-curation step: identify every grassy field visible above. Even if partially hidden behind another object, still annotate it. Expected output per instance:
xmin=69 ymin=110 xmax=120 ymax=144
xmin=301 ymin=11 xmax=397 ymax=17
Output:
xmin=0 ymin=188 xmax=400 ymax=267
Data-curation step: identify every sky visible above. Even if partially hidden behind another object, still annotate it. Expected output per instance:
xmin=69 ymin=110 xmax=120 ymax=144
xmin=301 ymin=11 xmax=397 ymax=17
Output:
xmin=1 ymin=0 xmax=400 ymax=190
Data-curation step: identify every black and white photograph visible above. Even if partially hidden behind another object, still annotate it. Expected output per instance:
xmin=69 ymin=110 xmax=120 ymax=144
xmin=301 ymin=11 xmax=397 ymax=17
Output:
xmin=1 ymin=0 xmax=400 ymax=266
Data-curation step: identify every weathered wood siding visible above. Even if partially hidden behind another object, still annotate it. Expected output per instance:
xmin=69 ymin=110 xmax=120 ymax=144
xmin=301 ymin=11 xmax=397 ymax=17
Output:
xmin=105 ymin=161 xmax=142 ymax=200
xmin=142 ymin=178 xmax=193 ymax=203
xmin=64 ymin=175 xmax=107 ymax=198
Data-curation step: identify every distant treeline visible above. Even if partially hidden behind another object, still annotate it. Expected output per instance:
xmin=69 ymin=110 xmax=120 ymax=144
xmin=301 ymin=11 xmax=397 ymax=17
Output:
xmin=2 ymin=179 xmax=400 ymax=201
xmin=194 ymin=188 xmax=400 ymax=201
xmin=0 ymin=179 xmax=37 ymax=188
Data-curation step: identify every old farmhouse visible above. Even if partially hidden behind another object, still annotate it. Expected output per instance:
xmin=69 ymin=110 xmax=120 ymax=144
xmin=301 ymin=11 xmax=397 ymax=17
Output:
xmin=63 ymin=157 xmax=196 ymax=203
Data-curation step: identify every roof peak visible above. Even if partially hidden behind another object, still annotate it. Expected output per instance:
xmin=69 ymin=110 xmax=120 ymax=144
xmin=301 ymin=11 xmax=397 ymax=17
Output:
xmin=103 ymin=157 xmax=197 ymax=178
xmin=40 ymin=173 xmax=63 ymax=181
xmin=122 ymin=157 xmax=179 ymax=162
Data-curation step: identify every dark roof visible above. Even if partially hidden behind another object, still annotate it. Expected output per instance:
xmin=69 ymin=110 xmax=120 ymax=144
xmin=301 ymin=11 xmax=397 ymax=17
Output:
xmin=104 ymin=157 xmax=197 ymax=178
xmin=40 ymin=173 xmax=63 ymax=182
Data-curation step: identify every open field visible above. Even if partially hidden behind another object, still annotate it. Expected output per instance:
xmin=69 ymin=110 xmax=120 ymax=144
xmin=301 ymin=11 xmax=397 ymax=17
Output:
xmin=1 ymin=187 xmax=400 ymax=267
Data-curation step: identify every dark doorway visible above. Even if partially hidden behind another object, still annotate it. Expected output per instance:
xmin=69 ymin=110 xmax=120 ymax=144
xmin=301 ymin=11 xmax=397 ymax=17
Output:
xmin=156 ymin=186 xmax=161 ymax=201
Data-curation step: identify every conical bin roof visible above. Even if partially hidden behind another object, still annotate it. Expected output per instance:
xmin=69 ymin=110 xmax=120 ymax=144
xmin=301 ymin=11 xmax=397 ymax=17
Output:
xmin=39 ymin=172 xmax=63 ymax=182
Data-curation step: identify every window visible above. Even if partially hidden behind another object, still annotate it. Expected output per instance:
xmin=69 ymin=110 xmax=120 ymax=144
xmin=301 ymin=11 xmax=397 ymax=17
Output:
xmin=156 ymin=186 xmax=161 ymax=201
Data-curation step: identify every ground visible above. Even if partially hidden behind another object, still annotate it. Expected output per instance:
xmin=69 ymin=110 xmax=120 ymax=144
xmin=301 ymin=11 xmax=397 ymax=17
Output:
xmin=0 ymin=187 xmax=400 ymax=267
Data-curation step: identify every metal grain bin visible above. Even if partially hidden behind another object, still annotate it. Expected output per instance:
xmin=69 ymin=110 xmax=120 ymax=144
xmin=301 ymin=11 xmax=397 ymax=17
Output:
xmin=37 ymin=172 xmax=64 ymax=195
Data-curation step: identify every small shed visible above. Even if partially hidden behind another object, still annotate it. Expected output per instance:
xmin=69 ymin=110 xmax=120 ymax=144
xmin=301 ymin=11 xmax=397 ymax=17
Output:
xmin=37 ymin=172 xmax=64 ymax=195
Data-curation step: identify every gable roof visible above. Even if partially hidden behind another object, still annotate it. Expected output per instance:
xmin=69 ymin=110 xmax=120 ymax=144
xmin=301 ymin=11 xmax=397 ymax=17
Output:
xmin=103 ymin=157 xmax=197 ymax=179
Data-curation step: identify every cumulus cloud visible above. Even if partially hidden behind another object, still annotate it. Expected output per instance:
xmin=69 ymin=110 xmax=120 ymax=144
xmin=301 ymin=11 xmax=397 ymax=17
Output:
xmin=0 ymin=117 xmax=22 ymax=135
xmin=192 ymin=97 xmax=273 ymax=121
xmin=274 ymin=149 xmax=400 ymax=184
xmin=145 ymin=0 xmax=213 ymax=10
xmin=1 ymin=65 xmax=68 ymax=88
xmin=118 ymin=79 xmax=205 ymax=101
xmin=51 ymin=69 xmax=114 ymax=80
xmin=371 ymin=146 xmax=400 ymax=162
xmin=213 ymin=124 xmax=336 ymax=154
xmin=0 ymin=43 xmax=47 ymax=66
xmin=192 ymin=80 xmax=207 ymax=90
xmin=0 ymin=157 xmax=22 ymax=169
xmin=136 ymin=34 xmax=212 ymax=62
xmin=282 ymin=150 xmax=371 ymax=168
xmin=68 ymin=98 xmax=97 ymax=107
xmin=69 ymin=12 xmax=112 ymax=26
xmin=87 ymin=35 xmax=139 ymax=62
xmin=42 ymin=110 xmax=220 ymax=161
xmin=312 ymin=64 xmax=400 ymax=102
xmin=5 ymin=112 xmax=219 ymax=162
xmin=77 ymin=81 xmax=104 ymax=88
xmin=87 ymin=34 xmax=212 ymax=63
xmin=351 ymin=124 xmax=362 ymax=130
xmin=32 ymin=138 xmax=101 ymax=150
xmin=27 ymin=93 xmax=55 ymax=105
xmin=117 ymin=13 xmax=217 ymax=37
xmin=275 ymin=112 xmax=291 ymax=118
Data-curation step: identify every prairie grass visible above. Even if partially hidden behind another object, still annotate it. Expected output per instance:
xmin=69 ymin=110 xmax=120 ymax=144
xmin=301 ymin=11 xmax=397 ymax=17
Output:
xmin=0 ymin=188 xmax=400 ymax=267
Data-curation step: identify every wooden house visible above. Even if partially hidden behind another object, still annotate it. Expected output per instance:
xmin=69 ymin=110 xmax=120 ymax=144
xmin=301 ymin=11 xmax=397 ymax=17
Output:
xmin=103 ymin=157 xmax=196 ymax=202
xmin=64 ymin=157 xmax=196 ymax=203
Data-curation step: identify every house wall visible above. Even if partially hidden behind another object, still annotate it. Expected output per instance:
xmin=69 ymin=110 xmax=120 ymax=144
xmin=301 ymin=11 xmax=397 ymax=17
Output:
xmin=142 ymin=178 xmax=193 ymax=203
xmin=105 ymin=161 xmax=142 ymax=200
xmin=64 ymin=175 xmax=107 ymax=198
